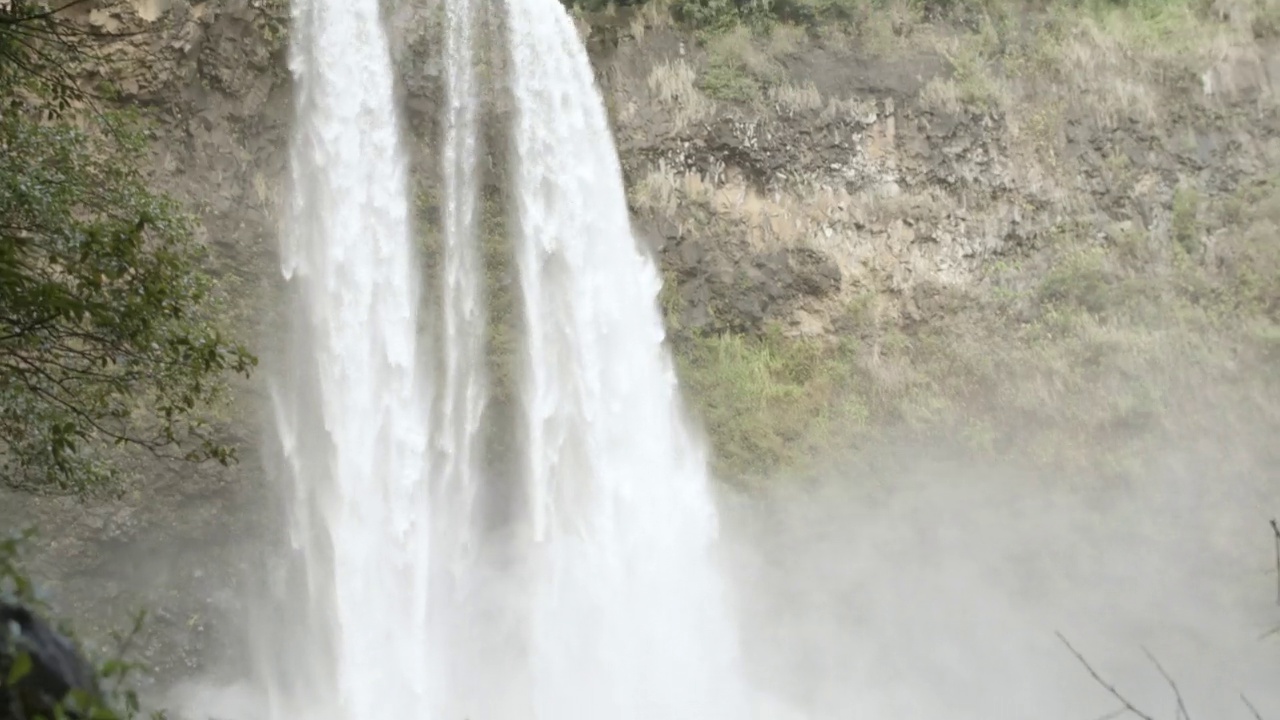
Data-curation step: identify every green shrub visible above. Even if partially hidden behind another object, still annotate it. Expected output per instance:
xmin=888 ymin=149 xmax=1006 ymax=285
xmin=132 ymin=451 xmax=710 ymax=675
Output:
xmin=698 ymin=24 xmax=786 ymax=100
xmin=1171 ymin=185 xmax=1201 ymax=256
xmin=674 ymin=327 xmax=869 ymax=481
xmin=699 ymin=62 xmax=762 ymax=100
xmin=671 ymin=0 xmax=761 ymax=29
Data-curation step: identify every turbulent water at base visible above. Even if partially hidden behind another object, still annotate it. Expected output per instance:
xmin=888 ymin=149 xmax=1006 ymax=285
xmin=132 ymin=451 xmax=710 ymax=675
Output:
xmin=504 ymin=1 xmax=750 ymax=718
xmin=266 ymin=1 xmax=433 ymax=719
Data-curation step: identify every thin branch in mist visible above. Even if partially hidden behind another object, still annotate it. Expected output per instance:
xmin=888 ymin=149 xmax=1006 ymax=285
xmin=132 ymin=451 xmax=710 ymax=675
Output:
xmin=1056 ymin=632 xmax=1156 ymax=720
xmin=1141 ymin=647 xmax=1191 ymax=720
xmin=1270 ymin=519 xmax=1279 ymax=605
xmin=1242 ymin=694 xmax=1265 ymax=720
xmin=1259 ymin=624 xmax=1280 ymax=641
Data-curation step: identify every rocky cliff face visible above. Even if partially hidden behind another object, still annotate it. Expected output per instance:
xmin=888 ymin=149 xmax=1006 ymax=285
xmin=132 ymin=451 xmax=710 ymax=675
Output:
xmin=91 ymin=0 xmax=1280 ymax=348
xmin=597 ymin=14 xmax=1280 ymax=337
xmin=2 ymin=0 xmax=1278 ymax=696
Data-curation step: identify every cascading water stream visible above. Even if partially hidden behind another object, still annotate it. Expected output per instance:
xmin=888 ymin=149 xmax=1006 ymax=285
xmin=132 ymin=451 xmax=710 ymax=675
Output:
xmin=436 ymin=0 xmax=486 ymax=552
xmin=267 ymin=0 xmax=433 ymax=719
xmin=260 ymin=0 xmax=746 ymax=718
xmin=504 ymin=1 xmax=751 ymax=718
xmin=431 ymin=0 xmax=495 ymax=715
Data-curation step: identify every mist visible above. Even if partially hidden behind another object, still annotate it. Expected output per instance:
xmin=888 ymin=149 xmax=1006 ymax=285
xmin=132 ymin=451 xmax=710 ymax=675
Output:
xmin=153 ymin=429 xmax=1280 ymax=720
xmin=723 ymin=442 xmax=1280 ymax=720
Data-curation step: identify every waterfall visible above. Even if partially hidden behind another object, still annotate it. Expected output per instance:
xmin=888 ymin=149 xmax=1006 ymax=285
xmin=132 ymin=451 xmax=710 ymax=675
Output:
xmin=267 ymin=0 xmax=434 ymax=719
xmin=436 ymin=0 xmax=486 ymax=550
xmin=504 ymin=1 xmax=750 ymax=718
xmin=431 ymin=0 xmax=496 ymax=715
xmin=261 ymin=0 xmax=748 ymax=718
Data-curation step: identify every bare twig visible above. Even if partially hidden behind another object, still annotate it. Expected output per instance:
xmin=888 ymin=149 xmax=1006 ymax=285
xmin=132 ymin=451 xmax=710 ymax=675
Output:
xmin=1242 ymin=694 xmax=1265 ymax=720
xmin=1271 ymin=519 xmax=1279 ymax=605
xmin=1056 ymin=632 xmax=1157 ymax=720
xmin=1141 ymin=647 xmax=1191 ymax=720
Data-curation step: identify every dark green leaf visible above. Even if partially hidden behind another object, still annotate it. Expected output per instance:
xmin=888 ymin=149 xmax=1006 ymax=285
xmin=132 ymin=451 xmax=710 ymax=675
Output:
xmin=7 ymin=650 xmax=32 ymax=685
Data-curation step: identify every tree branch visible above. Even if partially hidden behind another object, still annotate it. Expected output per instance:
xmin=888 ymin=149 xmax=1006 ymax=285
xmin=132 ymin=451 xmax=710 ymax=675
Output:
xmin=1270 ymin=519 xmax=1279 ymax=605
xmin=1056 ymin=632 xmax=1156 ymax=720
xmin=1140 ymin=647 xmax=1191 ymax=720
xmin=1242 ymin=694 xmax=1265 ymax=720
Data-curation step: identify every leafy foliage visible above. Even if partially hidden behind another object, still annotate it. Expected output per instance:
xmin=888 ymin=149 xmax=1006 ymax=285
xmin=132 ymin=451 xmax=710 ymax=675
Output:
xmin=669 ymin=0 xmax=780 ymax=30
xmin=0 ymin=1 xmax=256 ymax=492
xmin=673 ymin=325 xmax=868 ymax=481
xmin=561 ymin=0 xmax=652 ymax=9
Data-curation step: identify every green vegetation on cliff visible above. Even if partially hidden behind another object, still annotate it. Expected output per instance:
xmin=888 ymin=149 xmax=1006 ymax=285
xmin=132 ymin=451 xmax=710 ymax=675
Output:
xmin=572 ymin=0 xmax=1280 ymax=32
xmin=604 ymin=0 xmax=1280 ymax=483
xmin=0 ymin=1 xmax=255 ymax=493
xmin=672 ymin=195 xmax=1280 ymax=485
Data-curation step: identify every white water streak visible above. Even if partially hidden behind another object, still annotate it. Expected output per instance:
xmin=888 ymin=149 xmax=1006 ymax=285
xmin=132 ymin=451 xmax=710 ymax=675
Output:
xmin=504 ymin=1 xmax=750 ymax=718
xmin=432 ymin=0 xmax=492 ymax=715
xmin=273 ymin=1 xmax=433 ymax=719
xmin=437 ymin=0 xmax=486 ymax=545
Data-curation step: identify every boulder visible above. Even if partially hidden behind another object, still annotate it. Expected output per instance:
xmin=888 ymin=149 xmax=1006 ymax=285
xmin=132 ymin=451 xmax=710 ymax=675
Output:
xmin=0 ymin=602 xmax=101 ymax=720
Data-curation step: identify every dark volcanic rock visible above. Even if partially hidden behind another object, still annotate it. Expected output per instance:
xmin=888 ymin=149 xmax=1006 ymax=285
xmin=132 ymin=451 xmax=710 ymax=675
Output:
xmin=1 ymin=602 xmax=100 ymax=720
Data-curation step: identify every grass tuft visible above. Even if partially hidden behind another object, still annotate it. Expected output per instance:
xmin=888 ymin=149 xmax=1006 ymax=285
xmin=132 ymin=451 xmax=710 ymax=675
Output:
xmin=648 ymin=58 xmax=717 ymax=128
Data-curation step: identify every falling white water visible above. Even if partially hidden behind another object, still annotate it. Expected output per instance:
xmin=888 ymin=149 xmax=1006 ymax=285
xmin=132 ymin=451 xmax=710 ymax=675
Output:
xmin=257 ymin=1 xmax=745 ymax=718
xmin=436 ymin=0 xmax=486 ymax=540
xmin=504 ymin=1 xmax=750 ymax=718
xmin=268 ymin=0 xmax=433 ymax=719
xmin=431 ymin=0 xmax=493 ymax=715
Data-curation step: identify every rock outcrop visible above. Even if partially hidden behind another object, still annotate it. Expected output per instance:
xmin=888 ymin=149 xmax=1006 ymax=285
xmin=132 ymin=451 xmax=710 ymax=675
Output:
xmin=0 ymin=602 xmax=101 ymax=720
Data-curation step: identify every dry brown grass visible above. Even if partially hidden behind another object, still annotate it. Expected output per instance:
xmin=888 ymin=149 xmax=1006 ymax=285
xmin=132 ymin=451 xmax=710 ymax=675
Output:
xmin=769 ymin=81 xmax=823 ymax=114
xmin=918 ymin=76 xmax=963 ymax=114
xmin=629 ymin=9 xmax=648 ymax=42
xmin=915 ymin=0 xmax=1269 ymax=130
xmin=634 ymin=163 xmax=812 ymax=249
xmin=646 ymin=58 xmax=716 ymax=129
xmin=630 ymin=0 xmax=674 ymax=42
xmin=611 ymin=0 xmax=1280 ymax=485
xmin=632 ymin=157 xmax=958 ymax=285
xmin=1041 ymin=19 xmax=1166 ymax=128
xmin=707 ymin=25 xmax=784 ymax=81
xmin=934 ymin=31 xmax=1017 ymax=112
xmin=676 ymin=210 xmax=1280 ymax=482
xmin=766 ymin=22 xmax=807 ymax=57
